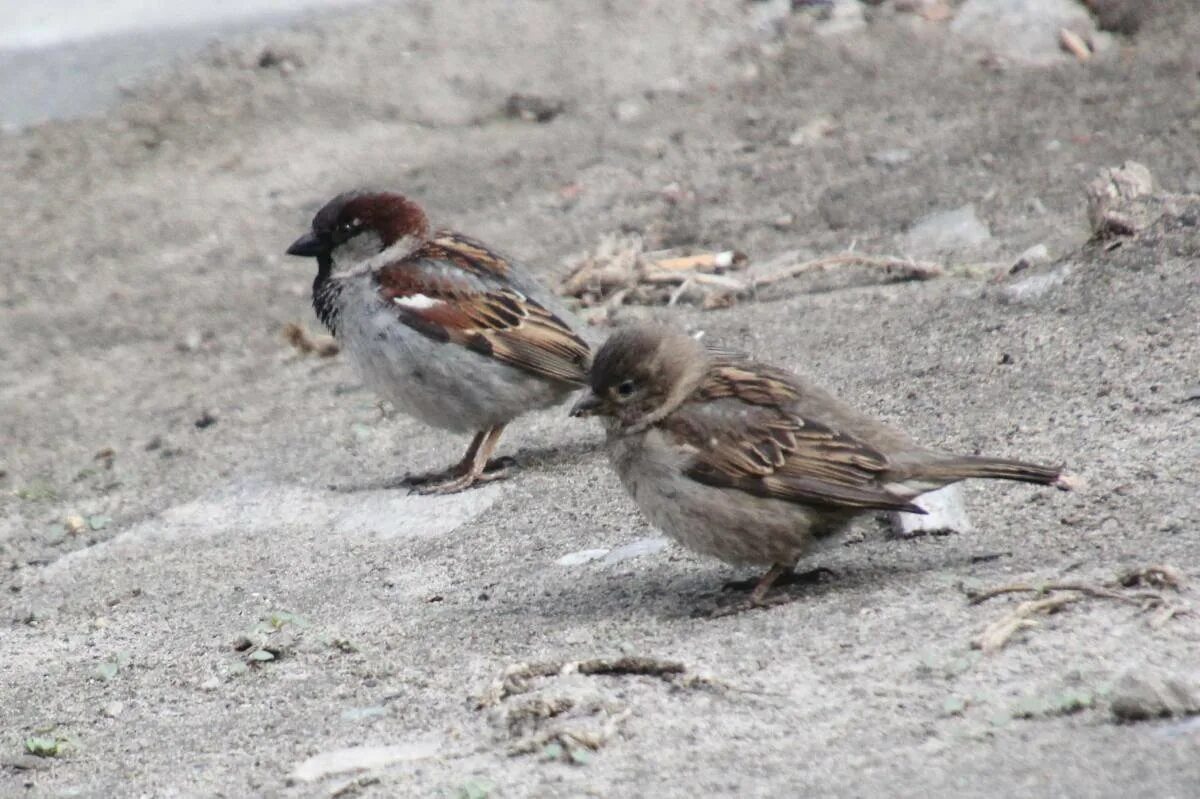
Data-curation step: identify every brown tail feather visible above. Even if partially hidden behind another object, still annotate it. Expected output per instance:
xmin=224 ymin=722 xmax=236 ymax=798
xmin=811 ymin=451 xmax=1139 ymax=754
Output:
xmin=921 ymin=456 xmax=1069 ymax=488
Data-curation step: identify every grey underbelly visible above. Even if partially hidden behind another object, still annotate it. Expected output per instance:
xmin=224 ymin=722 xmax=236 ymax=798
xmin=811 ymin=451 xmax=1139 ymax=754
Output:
xmin=608 ymin=432 xmax=851 ymax=567
xmin=338 ymin=307 xmax=575 ymax=433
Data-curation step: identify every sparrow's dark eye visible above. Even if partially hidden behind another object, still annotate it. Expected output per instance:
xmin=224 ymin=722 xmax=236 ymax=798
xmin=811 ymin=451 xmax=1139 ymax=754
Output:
xmin=334 ymin=218 xmax=363 ymax=241
xmin=616 ymin=379 xmax=636 ymax=397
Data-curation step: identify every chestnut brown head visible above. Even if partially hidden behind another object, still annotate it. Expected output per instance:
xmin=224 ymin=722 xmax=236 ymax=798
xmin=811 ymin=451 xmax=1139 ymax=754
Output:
xmin=286 ymin=191 xmax=430 ymax=269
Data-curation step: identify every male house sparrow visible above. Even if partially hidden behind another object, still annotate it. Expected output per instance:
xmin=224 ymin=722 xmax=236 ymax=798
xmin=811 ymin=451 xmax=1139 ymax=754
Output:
xmin=571 ymin=324 xmax=1074 ymax=607
xmin=287 ymin=191 xmax=590 ymax=493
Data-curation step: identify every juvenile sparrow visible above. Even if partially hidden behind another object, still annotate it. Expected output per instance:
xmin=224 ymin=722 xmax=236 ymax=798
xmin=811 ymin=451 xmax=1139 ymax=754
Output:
xmin=571 ymin=324 xmax=1074 ymax=608
xmin=287 ymin=190 xmax=590 ymax=494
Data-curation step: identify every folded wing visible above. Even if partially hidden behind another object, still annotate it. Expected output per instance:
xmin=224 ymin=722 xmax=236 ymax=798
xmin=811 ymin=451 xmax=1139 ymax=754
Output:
xmin=666 ymin=363 xmax=925 ymax=513
xmin=374 ymin=233 xmax=590 ymax=385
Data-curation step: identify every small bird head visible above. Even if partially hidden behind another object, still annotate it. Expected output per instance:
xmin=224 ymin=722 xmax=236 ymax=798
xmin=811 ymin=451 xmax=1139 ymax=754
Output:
xmin=286 ymin=190 xmax=430 ymax=273
xmin=571 ymin=324 xmax=709 ymax=432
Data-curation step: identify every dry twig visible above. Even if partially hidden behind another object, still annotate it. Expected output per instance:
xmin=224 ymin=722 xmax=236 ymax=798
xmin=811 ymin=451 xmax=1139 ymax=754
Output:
xmin=558 ymin=233 xmax=944 ymax=320
xmin=478 ymin=656 xmax=696 ymax=709
xmin=965 ymin=567 xmax=1188 ymax=653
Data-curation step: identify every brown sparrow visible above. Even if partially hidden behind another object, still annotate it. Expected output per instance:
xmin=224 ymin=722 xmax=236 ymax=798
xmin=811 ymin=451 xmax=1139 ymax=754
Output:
xmin=571 ymin=324 xmax=1073 ymax=608
xmin=287 ymin=190 xmax=590 ymax=494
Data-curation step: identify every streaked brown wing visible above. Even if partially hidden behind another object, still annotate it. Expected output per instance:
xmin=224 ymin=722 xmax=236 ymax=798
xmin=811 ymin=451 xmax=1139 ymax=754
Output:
xmin=664 ymin=394 xmax=924 ymax=514
xmin=374 ymin=237 xmax=589 ymax=385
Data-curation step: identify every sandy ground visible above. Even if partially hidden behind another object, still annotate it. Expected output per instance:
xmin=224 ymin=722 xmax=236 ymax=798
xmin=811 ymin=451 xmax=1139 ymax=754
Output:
xmin=2 ymin=1 xmax=1199 ymax=796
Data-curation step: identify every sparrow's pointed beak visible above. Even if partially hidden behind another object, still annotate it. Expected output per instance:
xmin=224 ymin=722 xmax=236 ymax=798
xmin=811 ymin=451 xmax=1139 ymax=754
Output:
xmin=286 ymin=231 xmax=324 ymax=257
xmin=570 ymin=392 xmax=602 ymax=418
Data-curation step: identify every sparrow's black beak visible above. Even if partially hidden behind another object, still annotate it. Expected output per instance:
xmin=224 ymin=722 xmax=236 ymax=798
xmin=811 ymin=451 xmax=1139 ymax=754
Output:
xmin=286 ymin=231 xmax=324 ymax=258
xmin=570 ymin=393 xmax=602 ymax=418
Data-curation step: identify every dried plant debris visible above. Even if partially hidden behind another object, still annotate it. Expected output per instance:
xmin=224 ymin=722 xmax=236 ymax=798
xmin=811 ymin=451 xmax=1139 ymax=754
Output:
xmin=965 ymin=565 xmax=1188 ymax=653
xmin=283 ymin=322 xmax=339 ymax=357
xmin=1082 ymin=161 xmax=1200 ymax=241
xmin=23 ymin=736 xmax=68 ymax=758
xmin=479 ymin=657 xmax=729 ymax=759
xmin=229 ymin=609 xmax=350 ymax=665
xmin=1058 ymin=27 xmax=1092 ymax=60
xmin=479 ymin=656 xmax=702 ymax=708
xmin=559 ymin=233 xmax=942 ymax=322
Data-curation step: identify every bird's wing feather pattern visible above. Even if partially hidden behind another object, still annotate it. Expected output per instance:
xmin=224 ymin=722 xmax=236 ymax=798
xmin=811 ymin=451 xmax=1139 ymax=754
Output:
xmin=662 ymin=363 xmax=925 ymax=513
xmin=374 ymin=232 xmax=589 ymax=385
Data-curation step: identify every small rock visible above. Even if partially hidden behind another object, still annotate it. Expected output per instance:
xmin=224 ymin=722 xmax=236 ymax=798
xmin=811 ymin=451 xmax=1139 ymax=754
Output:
xmin=504 ymin=94 xmax=565 ymax=123
xmin=950 ymin=0 xmax=1097 ymax=66
xmin=199 ymin=676 xmax=222 ymax=691
xmin=0 ymin=755 xmax=52 ymax=772
xmin=891 ymin=484 xmax=974 ymax=537
xmin=1086 ymin=161 xmax=1156 ymax=238
xmin=194 ymin=410 xmax=218 ymax=430
xmin=102 ymin=701 xmax=124 ymax=718
xmin=1110 ymin=669 xmax=1200 ymax=722
xmin=903 ymin=204 xmax=992 ymax=255
xmin=1009 ymin=243 xmax=1050 ymax=273
xmin=64 ymin=515 xmax=86 ymax=535
xmin=257 ymin=48 xmax=302 ymax=72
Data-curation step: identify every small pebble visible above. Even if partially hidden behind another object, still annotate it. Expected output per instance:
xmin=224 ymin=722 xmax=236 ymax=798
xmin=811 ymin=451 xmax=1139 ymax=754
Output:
xmin=1110 ymin=669 xmax=1200 ymax=722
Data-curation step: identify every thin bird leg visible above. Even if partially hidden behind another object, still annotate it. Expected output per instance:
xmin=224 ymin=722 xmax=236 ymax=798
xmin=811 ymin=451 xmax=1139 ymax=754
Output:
xmin=416 ymin=425 xmax=513 ymax=495
xmin=398 ymin=429 xmax=487 ymax=487
xmin=748 ymin=563 xmax=792 ymax=606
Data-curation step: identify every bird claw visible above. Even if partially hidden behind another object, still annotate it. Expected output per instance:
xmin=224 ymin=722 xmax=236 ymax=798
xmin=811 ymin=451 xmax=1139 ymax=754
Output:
xmin=409 ymin=457 xmax=515 ymax=495
xmin=705 ymin=591 xmax=805 ymax=618
xmin=328 ymin=456 xmax=516 ymax=493
xmin=720 ymin=566 xmax=836 ymax=594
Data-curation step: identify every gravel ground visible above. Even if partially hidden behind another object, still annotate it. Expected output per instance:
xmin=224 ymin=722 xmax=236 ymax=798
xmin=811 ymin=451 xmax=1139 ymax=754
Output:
xmin=2 ymin=1 xmax=1198 ymax=796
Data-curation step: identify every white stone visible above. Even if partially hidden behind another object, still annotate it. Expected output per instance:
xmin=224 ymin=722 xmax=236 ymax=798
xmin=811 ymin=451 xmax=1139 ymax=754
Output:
xmin=891 ymin=484 xmax=974 ymax=537
xmin=950 ymin=0 xmax=1097 ymax=66
xmin=290 ymin=740 xmax=441 ymax=784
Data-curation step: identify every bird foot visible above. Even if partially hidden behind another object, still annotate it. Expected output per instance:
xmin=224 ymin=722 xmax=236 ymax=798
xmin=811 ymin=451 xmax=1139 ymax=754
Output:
xmin=720 ymin=566 xmax=836 ymax=595
xmin=705 ymin=566 xmax=836 ymax=617
xmin=409 ymin=456 xmax=515 ymax=495
xmin=706 ymin=591 xmax=807 ymax=618
xmin=328 ymin=456 xmax=515 ymax=493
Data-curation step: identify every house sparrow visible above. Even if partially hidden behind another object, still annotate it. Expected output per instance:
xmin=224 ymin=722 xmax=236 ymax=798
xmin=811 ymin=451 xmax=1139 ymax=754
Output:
xmin=287 ymin=190 xmax=590 ymax=494
xmin=571 ymin=324 xmax=1074 ymax=608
